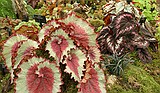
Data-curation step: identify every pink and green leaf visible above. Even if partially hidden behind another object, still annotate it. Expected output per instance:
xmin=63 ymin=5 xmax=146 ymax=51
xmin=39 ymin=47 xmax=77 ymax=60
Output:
xmin=87 ymin=46 xmax=101 ymax=64
xmin=78 ymin=63 xmax=106 ymax=93
xmin=2 ymin=35 xmax=28 ymax=82
xmin=46 ymin=28 xmax=75 ymax=63
xmin=38 ymin=20 xmax=60 ymax=43
xmin=15 ymin=57 xmax=62 ymax=93
xmin=60 ymin=12 xmax=97 ymax=49
xmin=38 ymin=25 xmax=54 ymax=43
xmin=64 ymin=49 xmax=86 ymax=81
xmin=13 ymin=39 xmax=39 ymax=69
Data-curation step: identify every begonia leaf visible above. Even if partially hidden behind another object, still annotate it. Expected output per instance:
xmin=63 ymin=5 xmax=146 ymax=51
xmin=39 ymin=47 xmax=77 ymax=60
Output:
xmin=137 ymin=48 xmax=152 ymax=63
xmin=64 ymin=49 xmax=86 ymax=81
xmin=38 ymin=20 xmax=60 ymax=43
xmin=103 ymin=0 xmax=140 ymax=18
xmin=60 ymin=12 xmax=97 ymax=49
xmin=15 ymin=57 xmax=62 ymax=93
xmin=111 ymin=12 xmax=139 ymax=38
xmin=13 ymin=25 xmax=39 ymax=41
xmin=13 ymin=39 xmax=39 ymax=69
xmin=46 ymin=28 xmax=75 ymax=63
xmin=2 ymin=35 xmax=28 ymax=82
xmin=78 ymin=63 xmax=106 ymax=93
xmin=87 ymin=46 xmax=101 ymax=64
xmin=97 ymin=26 xmax=125 ymax=55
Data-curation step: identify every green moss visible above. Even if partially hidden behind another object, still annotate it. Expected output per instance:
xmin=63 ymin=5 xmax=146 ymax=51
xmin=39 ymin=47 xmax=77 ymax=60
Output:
xmin=107 ymin=84 xmax=136 ymax=93
xmin=124 ymin=65 xmax=160 ymax=93
xmin=108 ymin=63 xmax=160 ymax=93
xmin=106 ymin=45 xmax=160 ymax=93
xmin=108 ymin=42 xmax=160 ymax=93
xmin=133 ymin=47 xmax=160 ymax=84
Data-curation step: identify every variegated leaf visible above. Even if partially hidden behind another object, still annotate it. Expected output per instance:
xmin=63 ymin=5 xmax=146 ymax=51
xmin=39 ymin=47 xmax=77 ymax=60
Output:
xmin=60 ymin=12 xmax=97 ymax=49
xmin=103 ymin=0 xmax=140 ymax=18
xmin=137 ymin=48 xmax=152 ymax=63
xmin=78 ymin=63 xmax=106 ymax=93
xmin=87 ymin=46 xmax=101 ymax=64
xmin=112 ymin=12 xmax=139 ymax=39
xmin=13 ymin=39 xmax=39 ymax=69
xmin=14 ymin=21 xmax=40 ymax=41
xmin=131 ymin=32 xmax=149 ymax=48
xmin=2 ymin=35 xmax=28 ymax=82
xmin=46 ymin=28 xmax=75 ymax=63
xmin=38 ymin=20 xmax=60 ymax=43
xmin=97 ymin=27 xmax=125 ymax=55
xmin=64 ymin=49 xmax=86 ymax=81
xmin=15 ymin=57 xmax=62 ymax=93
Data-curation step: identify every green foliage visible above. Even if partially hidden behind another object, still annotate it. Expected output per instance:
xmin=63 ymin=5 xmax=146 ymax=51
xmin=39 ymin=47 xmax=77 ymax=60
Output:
xmin=0 ymin=0 xmax=16 ymax=18
xmin=25 ymin=2 xmax=45 ymax=18
xmin=133 ymin=0 xmax=159 ymax=21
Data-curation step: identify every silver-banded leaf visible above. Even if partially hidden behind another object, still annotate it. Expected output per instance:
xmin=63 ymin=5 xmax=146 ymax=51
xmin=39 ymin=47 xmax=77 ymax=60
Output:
xmin=15 ymin=57 xmax=62 ymax=93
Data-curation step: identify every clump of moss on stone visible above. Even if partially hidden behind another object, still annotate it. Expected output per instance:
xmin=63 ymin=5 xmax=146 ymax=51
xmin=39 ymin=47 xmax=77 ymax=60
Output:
xmin=125 ymin=65 xmax=160 ymax=93
xmin=108 ymin=63 xmax=160 ymax=93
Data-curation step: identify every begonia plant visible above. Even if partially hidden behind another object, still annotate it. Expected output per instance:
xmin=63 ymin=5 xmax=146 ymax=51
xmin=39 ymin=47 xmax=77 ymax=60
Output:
xmin=97 ymin=0 xmax=158 ymax=63
xmin=1 ymin=12 xmax=106 ymax=93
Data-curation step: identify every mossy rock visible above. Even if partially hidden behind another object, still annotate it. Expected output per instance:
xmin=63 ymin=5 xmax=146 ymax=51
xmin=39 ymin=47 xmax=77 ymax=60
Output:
xmin=125 ymin=65 xmax=160 ymax=93
xmin=108 ymin=64 xmax=160 ymax=93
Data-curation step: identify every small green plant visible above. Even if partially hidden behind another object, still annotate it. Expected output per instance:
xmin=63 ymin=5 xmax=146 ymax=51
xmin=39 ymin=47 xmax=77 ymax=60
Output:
xmin=101 ymin=54 xmax=134 ymax=76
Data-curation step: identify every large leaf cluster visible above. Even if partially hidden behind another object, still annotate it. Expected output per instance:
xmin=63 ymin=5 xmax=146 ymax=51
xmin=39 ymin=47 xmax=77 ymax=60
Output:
xmin=1 ymin=12 xmax=106 ymax=93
